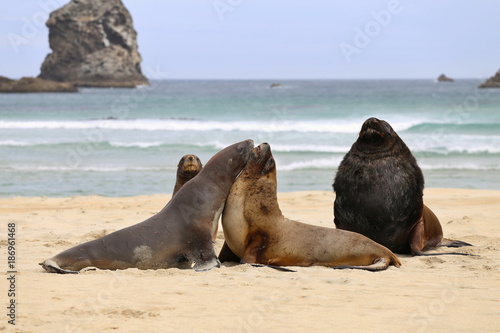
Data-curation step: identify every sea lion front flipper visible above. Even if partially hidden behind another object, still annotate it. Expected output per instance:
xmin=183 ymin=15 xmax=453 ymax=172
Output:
xmin=218 ymin=241 xmax=241 ymax=263
xmin=192 ymin=257 xmax=221 ymax=272
xmin=411 ymin=207 xmax=476 ymax=256
xmin=332 ymin=258 xmax=391 ymax=272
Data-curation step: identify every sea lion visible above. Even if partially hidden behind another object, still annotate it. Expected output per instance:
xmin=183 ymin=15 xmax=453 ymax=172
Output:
xmin=171 ymin=153 xmax=221 ymax=240
xmin=40 ymin=139 xmax=254 ymax=274
xmin=221 ymin=143 xmax=401 ymax=271
xmin=173 ymin=154 xmax=203 ymax=196
xmin=333 ymin=117 xmax=472 ymax=255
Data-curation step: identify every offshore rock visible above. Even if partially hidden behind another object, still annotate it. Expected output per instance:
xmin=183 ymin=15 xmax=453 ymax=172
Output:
xmin=39 ymin=0 xmax=148 ymax=87
xmin=0 ymin=76 xmax=77 ymax=93
xmin=437 ymin=74 xmax=454 ymax=82
xmin=479 ymin=69 xmax=500 ymax=88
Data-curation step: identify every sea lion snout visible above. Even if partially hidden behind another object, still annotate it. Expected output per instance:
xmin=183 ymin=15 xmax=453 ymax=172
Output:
xmin=360 ymin=117 xmax=395 ymax=137
xmin=357 ymin=118 xmax=398 ymax=149
xmin=254 ymin=143 xmax=271 ymax=160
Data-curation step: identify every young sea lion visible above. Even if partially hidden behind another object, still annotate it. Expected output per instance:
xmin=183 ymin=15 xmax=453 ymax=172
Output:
xmin=333 ymin=117 xmax=472 ymax=255
xmin=172 ymin=154 xmax=203 ymax=196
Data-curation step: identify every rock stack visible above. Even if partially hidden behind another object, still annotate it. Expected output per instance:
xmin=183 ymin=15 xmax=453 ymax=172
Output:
xmin=437 ymin=74 xmax=454 ymax=82
xmin=39 ymin=0 xmax=148 ymax=87
xmin=479 ymin=69 xmax=500 ymax=88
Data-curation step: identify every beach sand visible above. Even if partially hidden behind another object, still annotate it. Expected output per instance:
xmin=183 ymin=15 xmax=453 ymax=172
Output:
xmin=1 ymin=189 xmax=499 ymax=332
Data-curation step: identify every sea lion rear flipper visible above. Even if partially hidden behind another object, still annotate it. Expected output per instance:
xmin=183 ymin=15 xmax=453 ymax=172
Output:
xmin=440 ymin=238 xmax=473 ymax=248
xmin=39 ymin=260 xmax=79 ymax=274
xmin=248 ymin=263 xmax=297 ymax=272
xmin=332 ymin=258 xmax=391 ymax=272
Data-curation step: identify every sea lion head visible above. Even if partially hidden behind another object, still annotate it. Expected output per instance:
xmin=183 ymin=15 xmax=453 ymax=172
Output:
xmin=235 ymin=142 xmax=280 ymax=217
xmin=224 ymin=139 xmax=255 ymax=175
xmin=177 ymin=154 xmax=202 ymax=179
xmin=242 ymin=143 xmax=276 ymax=179
xmin=355 ymin=117 xmax=401 ymax=154
xmin=205 ymin=139 xmax=254 ymax=185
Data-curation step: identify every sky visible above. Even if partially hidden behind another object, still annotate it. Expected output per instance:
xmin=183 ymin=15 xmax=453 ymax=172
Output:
xmin=0 ymin=0 xmax=499 ymax=80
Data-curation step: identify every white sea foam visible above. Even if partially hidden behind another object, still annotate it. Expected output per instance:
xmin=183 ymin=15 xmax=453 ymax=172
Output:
xmin=272 ymin=144 xmax=350 ymax=153
xmin=279 ymin=157 xmax=344 ymax=171
xmin=109 ymin=141 xmax=165 ymax=148
xmin=0 ymin=118 xmax=420 ymax=134
xmin=418 ymin=163 xmax=500 ymax=171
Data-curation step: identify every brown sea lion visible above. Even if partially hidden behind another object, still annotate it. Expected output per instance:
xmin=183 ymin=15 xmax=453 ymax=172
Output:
xmin=40 ymin=139 xmax=254 ymax=273
xmin=172 ymin=154 xmax=203 ymax=196
xmin=221 ymin=143 xmax=401 ymax=271
xmin=333 ymin=117 xmax=472 ymax=255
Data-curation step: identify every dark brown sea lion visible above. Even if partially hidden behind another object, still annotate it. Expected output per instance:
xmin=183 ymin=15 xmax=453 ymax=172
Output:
xmin=171 ymin=153 xmax=221 ymax=240
xmin=333 ymin=117 xmax=472 ymax=255
xmin=172 ymin=154 xmax=203 ymax=196
xmin=221 ymin=143 xmax=401 ymax=271
xmin=40 ymin=139 xmax=254 ymax=273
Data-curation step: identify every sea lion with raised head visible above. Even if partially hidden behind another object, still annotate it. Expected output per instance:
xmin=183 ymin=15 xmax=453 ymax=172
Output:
xmin=221 ymin=143 xmax=401 ymax=271
xmin=333 ymin=117 xmax=472 ymax=256
xmin=40 ymin=139 xmax=254 ymax=273
xmin=173 ymin=154 xmax=203 ymax=196
xmin=172 ymin=153 xmax=221 ymax=240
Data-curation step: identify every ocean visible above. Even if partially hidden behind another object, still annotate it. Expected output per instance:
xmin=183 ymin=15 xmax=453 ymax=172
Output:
xmin=1 ymin=79 xmax=499 ymax=197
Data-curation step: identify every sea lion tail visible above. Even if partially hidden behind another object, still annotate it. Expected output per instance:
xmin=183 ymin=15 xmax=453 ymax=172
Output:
xmin=39 ymin=259 xmax=79 ymax=274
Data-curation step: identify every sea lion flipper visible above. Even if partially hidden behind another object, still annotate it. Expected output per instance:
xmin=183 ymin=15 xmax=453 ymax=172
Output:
xmin=39 ymin=260 xmax=79 ymax=274
xmin=440 ymin=238 xmax=473 ymax=248
xmin=218 ymin=241 xmax=241 ymax=263
xmin=332 ymin=258 xmax=391 ymax=272
xmin=412 ymin=251 xmax=478 ymax=257
xmin=192 ymin=258 xmax=221 ymax=272
xmin=249 ymin=263 xmax=297 ymax=272
xmin=409 ymin=219 xmax=427 ymax=255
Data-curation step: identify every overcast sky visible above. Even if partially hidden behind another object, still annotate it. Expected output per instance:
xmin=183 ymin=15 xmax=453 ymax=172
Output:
xmin=0 ymin=0 xmax=499 ymax=80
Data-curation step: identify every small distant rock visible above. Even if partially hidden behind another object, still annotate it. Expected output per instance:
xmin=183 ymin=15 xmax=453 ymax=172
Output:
xmin=437 ymin=74 xmax=454 ymax=82
xmin=0 ymin=76 xmax=77 ymax=93
xmin=479 ymin=69 xmax=500 ymax=88
xmin=270 ymin=83 xmax=282 ymax=88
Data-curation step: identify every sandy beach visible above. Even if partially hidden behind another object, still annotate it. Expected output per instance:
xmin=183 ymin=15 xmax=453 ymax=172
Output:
xmin=1 ymin=188 xmax=499 ymax=332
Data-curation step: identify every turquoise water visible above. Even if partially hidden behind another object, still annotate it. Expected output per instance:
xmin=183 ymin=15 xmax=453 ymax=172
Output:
xmin=1 ymin=79 xmax=499 ymax=197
